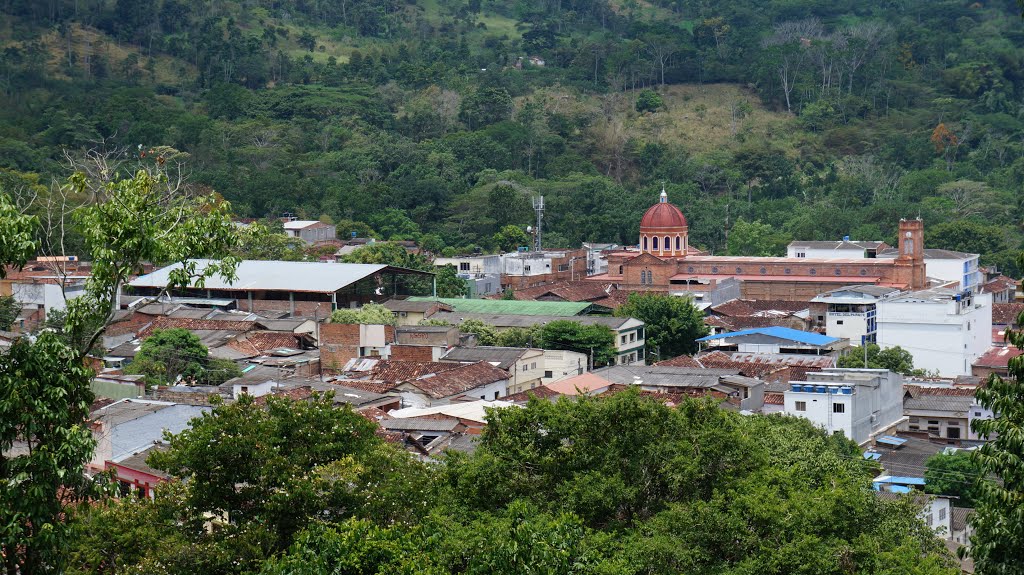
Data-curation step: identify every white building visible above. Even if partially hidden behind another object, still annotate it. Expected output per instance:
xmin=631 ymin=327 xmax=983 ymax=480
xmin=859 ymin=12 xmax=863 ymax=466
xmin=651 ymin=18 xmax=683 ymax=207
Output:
xmin=783 ymin=369 xmax=905 ymax=445
xmin=541 ymin=349 xmax=588 ymax=385
xmin=433 ymin=254 xmax=502 ymax=297
xmin=968 ymin=401 xmax=995 ymax=441
xmin=878 ymin=248 xmax=981 ymax=293
xmin=787 ymin=239 xmax=889 ymax=259
xmin=811 ymin=285 xmax=902 ymax=344
xmin=876 ymin=288 xmax=992 ymax=377
xmin=283 ymin=220 xmax=336 ymax=244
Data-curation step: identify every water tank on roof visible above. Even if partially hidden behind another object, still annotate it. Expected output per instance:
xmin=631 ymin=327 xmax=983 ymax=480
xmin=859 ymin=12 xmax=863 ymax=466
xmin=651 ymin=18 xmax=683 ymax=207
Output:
xmin=802 ymin=385 xmax=815 ymax=393
xmin=815 ymin=385 xmax=827 ymax=393
xmin=791 ymin=384 xmax=801 ymax=392
xmin=841 ymin=386 xmax=852 ymax=395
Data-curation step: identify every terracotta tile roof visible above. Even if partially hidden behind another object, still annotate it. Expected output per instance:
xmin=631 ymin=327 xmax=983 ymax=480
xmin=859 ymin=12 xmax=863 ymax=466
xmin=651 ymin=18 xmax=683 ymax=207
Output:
xmin=358 ymin=406 xmax=393 ymax=422
xmin=137 ymin=317 xmax=262 ymax=339
xmin=787 ymin=366 xmax=824 ymax=381
xmin=993 ymin=327 xmax=1008 ymax=345
xmin=992 ymin=303 xmax=1024 ymax=325
xmin=657 ymin=351 xmax=789 ymax=379
xmin=227 ymin=331 xmax=302 ymax=355
xmin=763 ymin=392 xmax=784 ymax=405
xmin=709 ymin=299 xmax=811 ymax=317
xmin=503 ymin=385 xmax=563 ymax=403
xmin=403 ymin=361 xmax=509 ymax=399
xmin=333 ymin=379 xmax=399 ymax=394
xmin=904 ymin=385 xmax=980 ymax=398
xmin=973 ymin=346 xmax=1024 ymax=369
xmin=980 ymin=275 xmax=1018 ymax=294
xmin=367 ymin=360 xmax=461 ymax=383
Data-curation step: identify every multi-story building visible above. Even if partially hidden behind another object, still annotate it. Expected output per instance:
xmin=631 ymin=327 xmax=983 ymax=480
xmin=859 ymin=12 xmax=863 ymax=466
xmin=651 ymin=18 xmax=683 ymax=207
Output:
xmin=282 ymin=220 xmax=337 ymax=244
xmin=878 ymin=248 xmax=981 ymax=293
xmin=783 ymin=369 xmax=905 ymax=445
xmin=876 ymin=288 xmax=992 ymax=377
xmin=811 ymin=285 xmax=902 ymax=344
xmin=500 ymin=248 xmax=589 ymax=290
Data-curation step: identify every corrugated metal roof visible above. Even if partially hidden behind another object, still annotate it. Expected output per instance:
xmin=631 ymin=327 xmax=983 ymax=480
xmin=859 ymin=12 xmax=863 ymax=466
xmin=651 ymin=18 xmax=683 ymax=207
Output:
xmin=696 ymin=326 xmax=839 ymax=346
xmin=442 ymin=346 xmax=536 ymax=370
xmin=130 ymin=259 xmax=428 ymax=293
xmin=406 ymin=297 xmax=597 ymax=316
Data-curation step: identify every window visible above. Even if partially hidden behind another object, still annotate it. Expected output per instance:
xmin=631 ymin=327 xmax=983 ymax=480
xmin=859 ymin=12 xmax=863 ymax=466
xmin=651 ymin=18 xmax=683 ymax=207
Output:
xmin=836 ymin=320 xmax=844 ymax=325
xmin=621 ymin=335 xmax=627 ymax=344
xmin=796 ymin=251 xmax=806 ymax=258
xmin=544 ymin=370 xmax=553 ymax=378
xmin=629 ymin=333 xmax=636 ymax=342
xmin=558 ymin=264 xmax=569 ymax=272
xmin=494 ymin=391 xmax=500 ymax=399
xmin=652 ymin=236 xmax=659 ymax=250
xmin=947 ymin=427 xmax=960 ymax=439
xmin=833 ymin=403 xmax=846 ymax=413
xmin=910 ymin=418 xmax=919 ymax=423
xmin=795 ymin=401 xmax=807 ymax=411
xmin=524 ymin=265 xmax=531 ymax=272
xmin=974 ymin=411 xmax=982 ymax=417
xmin=531 ymin=362 xmax=537 ymax=369
xmin=664 ymin=236 xmax=670 ymax=251
xmin=643 ymin=237 xmax=648 ymax=251
xmin=926 ymin=513 xmax=933 ymax=526
xmin=460 ymin=262 xmax=470 ymax=271
xmin=939 ymin=508 xmax=946 ymax=521
xmin=928 ymin=420 xmax=939 ymax=425
xmin=522 ymin=365 xmax=528 ymax=372
xmin=675 ymin=236 xmax=681 ymax=251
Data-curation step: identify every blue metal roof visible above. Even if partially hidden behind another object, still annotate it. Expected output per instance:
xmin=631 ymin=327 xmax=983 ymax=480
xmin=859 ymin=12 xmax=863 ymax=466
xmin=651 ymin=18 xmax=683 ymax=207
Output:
xmin=876 ymin=435 xmax=908 ymax=447
xmin=696 ymin=326 xmax=839 ymax=346
xmin=874 ymin=476 xmax=926 ymax=486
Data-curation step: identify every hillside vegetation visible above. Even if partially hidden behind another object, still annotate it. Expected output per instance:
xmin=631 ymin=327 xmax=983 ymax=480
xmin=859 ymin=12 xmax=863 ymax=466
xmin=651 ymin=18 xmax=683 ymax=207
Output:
xmin=1 ymin=0 xmax=1023 ymax=272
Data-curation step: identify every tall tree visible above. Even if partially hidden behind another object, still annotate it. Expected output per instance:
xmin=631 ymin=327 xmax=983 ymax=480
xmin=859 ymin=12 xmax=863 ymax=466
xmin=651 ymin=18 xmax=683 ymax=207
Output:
xmin=537 ymin=320 xmax=617 ymax=368
xmin=614 ymin=292 xmax=708 ymax=361
xmin=969 ymin=287 xmax=1024 ymax=573
xmin=0 ymin=163 xmax=239 ymax=574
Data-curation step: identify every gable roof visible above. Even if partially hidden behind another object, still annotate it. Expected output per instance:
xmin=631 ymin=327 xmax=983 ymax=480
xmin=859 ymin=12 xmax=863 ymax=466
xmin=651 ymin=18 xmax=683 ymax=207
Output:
xmin=544 ymin=373 xmax=614 ymax=396
xmin=402 ymin=361 xmax=509 ymax=399
xmin=508 ymin=281 xmax=615 ymax=303
xmin=136 ymin=316 xmax=265 ymax=339
xmin=709 ymin=299 xmax=810 ymax=317
xmin=696 ymin=326 xmax=838 ymax=346
xmin=441 ymin=346 xmax=537 ymax=370
xmin=365 ymin=360 xmax=461 ymax=383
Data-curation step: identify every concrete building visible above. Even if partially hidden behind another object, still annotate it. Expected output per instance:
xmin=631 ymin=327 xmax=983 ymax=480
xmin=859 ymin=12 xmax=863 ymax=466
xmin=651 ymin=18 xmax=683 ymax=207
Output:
xmin=902 ymin=391 xmax=973 ymax=441
xmin=811 ymin=285 xmax=902 ymax=344
xmin=541 ymin=349 xmax=588 ymax=385
xmin=382 ymin=299 xmax=452 ymax=326
xmin=282 ymin=220 xmax=336 ymax=244
xmin=787 ymin=239 xmax=889 ymax=259
xmin=394 ymin=361 xmax=509 ymax=408
xmin=441 ymin=346 xmax=546 ymax=395
xmin=878 ymin=248 xmax=981 ymax=293
xmin=433 ymin=253 xmax=502 ymax=297
xmin=876 ymin=288 xmax=992 ymax=377
xmin=500 ymin=248 xmax=589 ymax=290
xmin=783 ymin=369 xmax=905 ymax=445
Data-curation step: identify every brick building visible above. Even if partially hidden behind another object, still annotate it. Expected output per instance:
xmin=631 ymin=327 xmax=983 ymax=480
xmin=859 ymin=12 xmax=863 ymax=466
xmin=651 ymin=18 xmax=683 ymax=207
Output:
xmin=588 ymin=191 xmax=928 ymax=301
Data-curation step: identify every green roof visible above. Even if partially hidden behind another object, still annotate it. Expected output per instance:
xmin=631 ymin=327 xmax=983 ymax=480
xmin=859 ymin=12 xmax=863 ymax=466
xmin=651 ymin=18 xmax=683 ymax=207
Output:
xmin=407 ymin=297 xmax=605 ymax=316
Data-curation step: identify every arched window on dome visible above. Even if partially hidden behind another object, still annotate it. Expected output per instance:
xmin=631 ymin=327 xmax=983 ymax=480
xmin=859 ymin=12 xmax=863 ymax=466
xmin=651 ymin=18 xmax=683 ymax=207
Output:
xmin=652 ymin=236 xmax=659 ymax=250
xmin=643 ymin=236 xmax=648 ymax=251
xmin=664 ymin=237 xmax=670 ymax=253
xmin=675 ymin=236 xmax=681 ymax=251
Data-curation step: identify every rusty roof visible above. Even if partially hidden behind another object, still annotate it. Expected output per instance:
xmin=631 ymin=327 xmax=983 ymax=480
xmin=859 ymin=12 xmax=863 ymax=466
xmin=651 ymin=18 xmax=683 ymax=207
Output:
xmin=402 ymin=361 xmax=509 ymax=399
xmin=657 ymin=350 xmax=789 ymax=379
xmin=709 ymin=299 xmax=811 ymax=317
xmin=974 ymin=345 xmax=1024 ymax=368
xmin=366 ymin=360 xmax=461 ymax=383
xmin=227 ymin=331 xmax=303 ymax=355
xmin=508 ymin=281 xmax=615 ymax=303
xmin=980 ymin=275 xmax=1018 ymax=294
xmin=137 ymin=316 xmax=264 ymax=339
xmin=992 ymin=303 xmax=1024 ymax=325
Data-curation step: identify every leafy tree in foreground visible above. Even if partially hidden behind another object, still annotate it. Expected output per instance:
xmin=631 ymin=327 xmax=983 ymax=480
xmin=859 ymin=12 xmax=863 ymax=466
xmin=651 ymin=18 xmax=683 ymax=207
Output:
xmin=924 ymin=451 xmax=985 ymax=508
xmin=1 ymin=165 xmax=239 ymax=574
xmin=969 ymin=290 xmax=1024 ymax=574
xmin=615 ymin=292 xmax=708 ymax=361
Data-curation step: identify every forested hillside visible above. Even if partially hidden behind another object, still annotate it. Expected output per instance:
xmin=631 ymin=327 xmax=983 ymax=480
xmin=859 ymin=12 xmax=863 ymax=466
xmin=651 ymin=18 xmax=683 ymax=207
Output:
xmin=2 ymin=0 xmax=1023 ymax=272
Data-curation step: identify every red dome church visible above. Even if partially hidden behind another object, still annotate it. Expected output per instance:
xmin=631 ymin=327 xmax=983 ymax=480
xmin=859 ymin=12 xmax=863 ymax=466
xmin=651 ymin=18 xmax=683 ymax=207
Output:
xmin=589 ymin=190 xmax=927 ymax=301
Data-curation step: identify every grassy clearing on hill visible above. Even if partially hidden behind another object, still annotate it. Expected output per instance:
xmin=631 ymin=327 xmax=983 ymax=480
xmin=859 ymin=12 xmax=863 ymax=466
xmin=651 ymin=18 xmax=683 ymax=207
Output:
xmin=529 ymin=83 xmax=801 ymax=158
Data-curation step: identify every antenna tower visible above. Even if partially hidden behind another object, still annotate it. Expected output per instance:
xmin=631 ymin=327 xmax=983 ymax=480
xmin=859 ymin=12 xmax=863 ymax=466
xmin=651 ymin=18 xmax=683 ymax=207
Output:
xmin=533 ymin=195 xmax=544 ymax=252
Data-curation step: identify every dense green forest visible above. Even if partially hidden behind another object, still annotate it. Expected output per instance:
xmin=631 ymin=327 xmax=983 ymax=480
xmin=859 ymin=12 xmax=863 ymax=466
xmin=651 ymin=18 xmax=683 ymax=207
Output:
xmin=1 ymin=0 xmax=1023 ymax=272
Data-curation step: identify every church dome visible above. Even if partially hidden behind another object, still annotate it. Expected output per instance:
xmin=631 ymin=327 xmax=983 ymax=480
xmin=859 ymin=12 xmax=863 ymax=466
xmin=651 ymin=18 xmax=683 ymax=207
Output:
xmin=640 ymin=191 xmax=687 ymax=229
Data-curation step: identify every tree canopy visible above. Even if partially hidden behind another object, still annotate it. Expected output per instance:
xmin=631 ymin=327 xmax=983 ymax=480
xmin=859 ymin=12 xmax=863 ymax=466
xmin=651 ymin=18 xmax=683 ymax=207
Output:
xmin=330 ymin=302 xmax=396 ymax=325
xmin=615 ymin=292 xmax=708 ymax=361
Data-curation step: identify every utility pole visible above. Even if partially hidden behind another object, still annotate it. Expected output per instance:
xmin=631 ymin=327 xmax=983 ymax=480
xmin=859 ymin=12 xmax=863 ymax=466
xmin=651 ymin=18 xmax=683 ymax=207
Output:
xmin=862 ymin=335 xmax=868 ymax=368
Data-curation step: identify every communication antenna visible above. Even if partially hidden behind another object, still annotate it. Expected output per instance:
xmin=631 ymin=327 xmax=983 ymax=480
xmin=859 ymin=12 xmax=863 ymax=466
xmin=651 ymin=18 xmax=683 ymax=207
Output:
xmin=533 ymin=195 xmax=544 ymax=252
